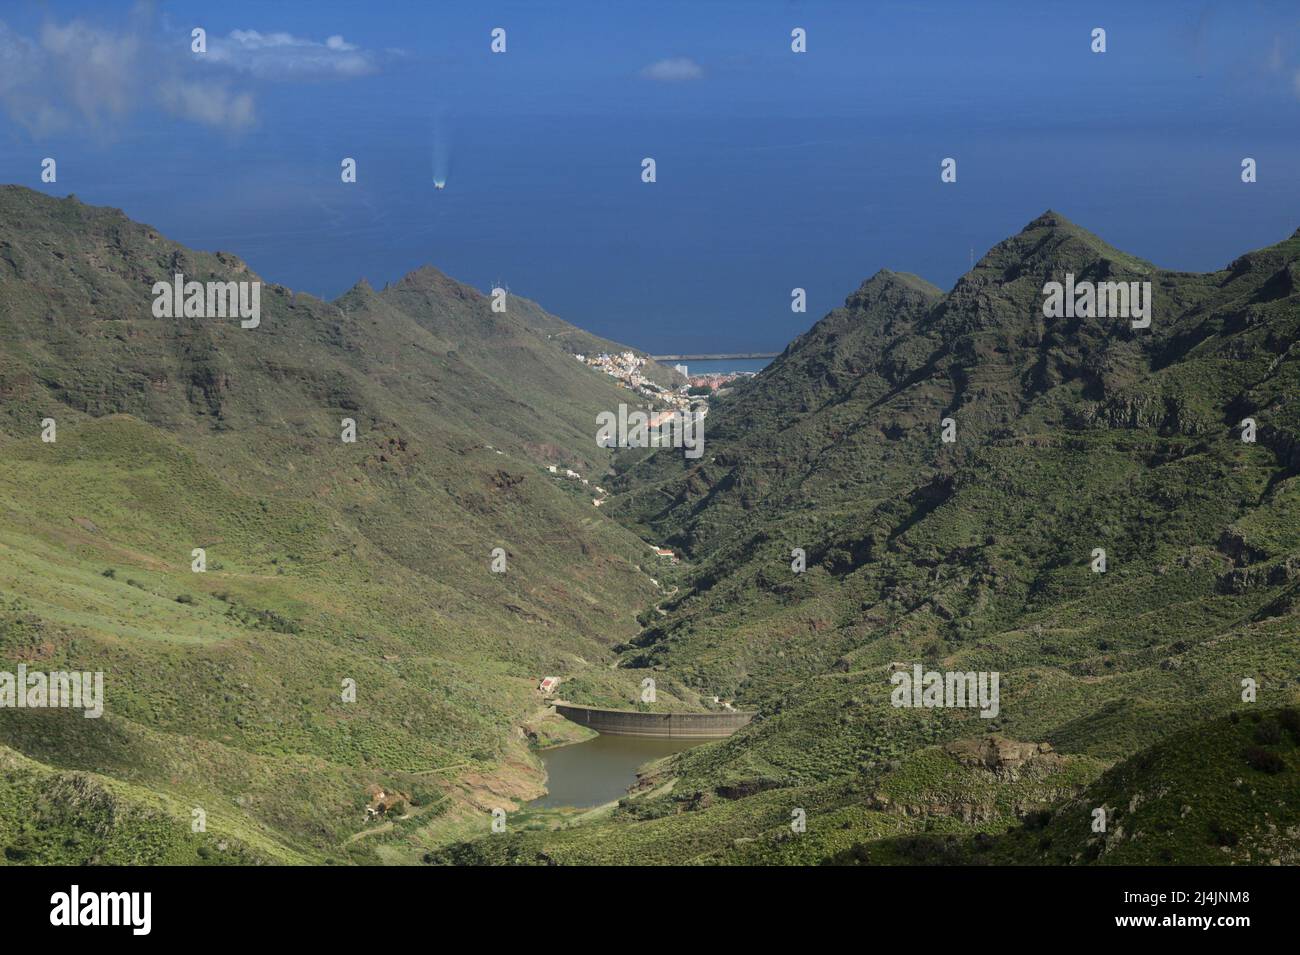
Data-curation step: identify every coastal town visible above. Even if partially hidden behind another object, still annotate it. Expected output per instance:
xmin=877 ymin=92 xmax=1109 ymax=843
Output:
xmin=573 ymin=349 xmax=755 ymax=409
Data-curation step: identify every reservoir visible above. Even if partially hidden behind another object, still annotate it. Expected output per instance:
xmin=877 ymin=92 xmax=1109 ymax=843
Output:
xmin=530 ymin=734 xmax=703 ymax=809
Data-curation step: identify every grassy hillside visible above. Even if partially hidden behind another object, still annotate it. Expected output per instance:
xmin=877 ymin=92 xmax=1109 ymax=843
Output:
xmin=4 ymin=190 xmax=1297 ymax=866
xmin=832 ymin=707 xmax=1300 ymax=866
xmin=0 ymin=185 xmax=688 ymax=863
xmin=434 ymin=211 xmax=1300 ymax=865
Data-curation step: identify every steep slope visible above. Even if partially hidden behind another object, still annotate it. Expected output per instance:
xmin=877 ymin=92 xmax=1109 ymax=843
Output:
xmin=833 ymin=707 xmax=1300 ymax=866
xmin=434 ymin=212 xmax=1300 ymax=864
xmin=500 ymin=291 xmax=685 ymax=389
xmin=607 ymin=211 xmax=1300 ymax=708
xmin=996 ymin=706 xmax=1300 ymax=865
xmin=0 ymin=185 xmax=682 ymax=862
xmin=0 ymin=742 xmax=298 ymax=865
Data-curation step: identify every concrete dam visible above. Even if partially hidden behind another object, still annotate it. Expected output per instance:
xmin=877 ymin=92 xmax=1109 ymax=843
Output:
xmin=553 ymin=703 xmax=754 ymax=739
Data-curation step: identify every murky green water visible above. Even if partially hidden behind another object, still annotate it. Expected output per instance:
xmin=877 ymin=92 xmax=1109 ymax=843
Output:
xmin=530 ymin=734 xmax=704 ymax=809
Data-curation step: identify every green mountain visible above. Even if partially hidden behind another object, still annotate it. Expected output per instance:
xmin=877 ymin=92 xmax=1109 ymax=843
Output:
xmin=0 ymin=185 xmax=692 ymax=864
xmin=3 ymin=191 xmax=1298 ymax=866
xmin=434 ymin=211 xmax=1300 ymax=864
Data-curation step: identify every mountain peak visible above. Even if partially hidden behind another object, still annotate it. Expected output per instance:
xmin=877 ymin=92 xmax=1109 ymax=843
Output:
xmin=1017 ymin=210 xmax=1123 ymax=250
xmin=334 ymin=277 xmax=378 ymax=309
xmin=979 ymin=209 xmax=1156 ymax=276
xmin=396 ymin=264 xmax=451 ymax=286
xmin=846 ymin=268 xmax=943 ymax=308
xmin=1023 ymin=209 xmax=1073 ymax=231
xmin=388 ymin=265 xmax=484 ymax=303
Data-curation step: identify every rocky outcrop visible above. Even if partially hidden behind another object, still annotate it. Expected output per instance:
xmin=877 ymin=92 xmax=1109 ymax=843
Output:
xmin=944 ymin=736 xmax=1059 ymax=780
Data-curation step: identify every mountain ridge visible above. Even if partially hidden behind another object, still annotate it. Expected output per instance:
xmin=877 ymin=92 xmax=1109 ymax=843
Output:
xmin=0 ymin=184 xmax=697 ymax=863
xmin=482 ymin=210 xmax=1300 ymax=865
xmin=3 ymin=188 xmax=1298 ymax=865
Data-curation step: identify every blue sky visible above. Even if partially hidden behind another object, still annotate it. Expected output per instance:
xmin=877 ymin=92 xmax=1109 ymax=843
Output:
xmin=2 ymin=1 xmax=1299 ymax=352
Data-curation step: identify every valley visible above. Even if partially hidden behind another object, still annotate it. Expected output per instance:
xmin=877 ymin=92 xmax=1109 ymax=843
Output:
xmin=2 ymin=189 xmax=1298 ymax=867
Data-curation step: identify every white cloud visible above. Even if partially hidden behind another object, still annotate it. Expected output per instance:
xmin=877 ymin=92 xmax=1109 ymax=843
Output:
xmin=0 ymin=23 xmax=46 ymax=132
xmin=39 ymin=19 xmax=138 ymax=120
xmin=640 ymin=56 xmax=704 ymax=83
xmin=0 ymin=17 xmax=259 ymax=135
xmin=0 ymin=18 xmax=141 ymax=135
xmin=203 ymin=30 xmax=379 ymax=79
xmin=158 ymin=81 xmax=255 ymax=129
xmin=0 ymin=18 xmax=387 ymax=138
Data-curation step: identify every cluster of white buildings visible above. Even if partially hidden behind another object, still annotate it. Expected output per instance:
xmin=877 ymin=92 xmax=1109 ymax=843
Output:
xmin=557 ymin=349 xmax=711 ymax=507
xmin=574 ymin=350 xmax=697 ymax=414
